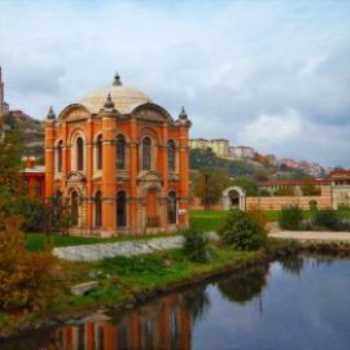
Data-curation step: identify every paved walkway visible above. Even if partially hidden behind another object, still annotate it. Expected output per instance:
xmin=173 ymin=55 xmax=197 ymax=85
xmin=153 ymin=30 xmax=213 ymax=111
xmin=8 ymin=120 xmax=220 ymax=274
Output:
xmin=54 ymin=232 xmax=219 ymax=262
xmin=269 ymin=231 xmax=350 ymax=242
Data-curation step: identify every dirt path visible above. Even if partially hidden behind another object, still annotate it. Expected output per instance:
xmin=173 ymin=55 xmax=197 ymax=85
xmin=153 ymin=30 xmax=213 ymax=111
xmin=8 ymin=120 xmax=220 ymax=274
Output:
xmin=269 ymin=231 xmax=350 ymax=242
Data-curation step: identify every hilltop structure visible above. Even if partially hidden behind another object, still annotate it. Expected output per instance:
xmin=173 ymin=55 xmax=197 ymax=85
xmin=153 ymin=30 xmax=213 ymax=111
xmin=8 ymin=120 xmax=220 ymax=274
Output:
xmin=0 ymin=67 xmax=9 ymax=115
xmin=45 ymin=74 xmax=191 ymax=237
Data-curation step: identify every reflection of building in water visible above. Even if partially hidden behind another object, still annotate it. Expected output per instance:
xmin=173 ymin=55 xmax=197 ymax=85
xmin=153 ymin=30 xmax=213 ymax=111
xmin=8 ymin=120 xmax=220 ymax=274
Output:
xmin=52 ymin=294 xmax=191 ymax=349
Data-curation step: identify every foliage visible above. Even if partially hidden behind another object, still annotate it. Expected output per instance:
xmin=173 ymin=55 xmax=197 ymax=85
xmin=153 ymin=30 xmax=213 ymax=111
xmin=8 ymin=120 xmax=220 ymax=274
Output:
xmin=259 ymin=189 xmax=271 ymax=196
xmin=190 ymin=148 xmax=264 ymax=177
xmin=274 ymin=187 xmax=295 ymax=196
xmin=232 ymin=176 xmax=259 ymax=196
xmin=0 ymin=216 xmax=58 ymax=312
xmin=247 ymin=207 xmax=268 ymax=230
xmin=312 ymin=209 xmax=341 ymax=230
xmin=301 ymin=184 xmax=321 ymax=196
xmin=0 ymin=128 xmax=24 ymax=196
xmin=278 ymin=205 xmax=304 ymax=230
xmin=218 ymin=209 xmax=267 ymax=250
xmin=218 ymin=265 xmax=268 ymax=304
xmin=12 ymin=197 xmax=48 ymax=232
xmin=183 ymin=227 xmax=210 ymax=263
xmin=192 ymin=168 xmax=231 ymax=208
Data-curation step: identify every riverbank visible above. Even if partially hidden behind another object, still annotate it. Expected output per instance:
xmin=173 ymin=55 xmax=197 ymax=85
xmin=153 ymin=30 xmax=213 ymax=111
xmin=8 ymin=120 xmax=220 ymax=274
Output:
xmin=0 ymin=243 xmax=268 ymax=338
xmin=2 ymin=237 xmax=350 ymax=339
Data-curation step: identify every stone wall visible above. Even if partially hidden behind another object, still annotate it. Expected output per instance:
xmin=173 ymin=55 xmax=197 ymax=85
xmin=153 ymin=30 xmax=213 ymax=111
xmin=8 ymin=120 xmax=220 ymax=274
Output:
xmin=245 ymin=195 xmax=332 ymax=211
xmin=190 ymin=185 xmax=333 ymax=211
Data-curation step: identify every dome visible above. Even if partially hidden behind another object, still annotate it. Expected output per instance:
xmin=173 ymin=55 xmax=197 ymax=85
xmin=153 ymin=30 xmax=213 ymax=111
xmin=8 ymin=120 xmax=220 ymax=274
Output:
xmin=80 ymin=74 xmax=151 ymax=114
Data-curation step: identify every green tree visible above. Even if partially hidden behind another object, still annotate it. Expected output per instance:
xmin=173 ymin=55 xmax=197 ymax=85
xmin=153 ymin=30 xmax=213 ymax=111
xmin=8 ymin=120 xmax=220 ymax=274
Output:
xmin=193 ymin=169 xmax=231 ymax=208
xmin=232 ymin=176 xmax=259 ymax=196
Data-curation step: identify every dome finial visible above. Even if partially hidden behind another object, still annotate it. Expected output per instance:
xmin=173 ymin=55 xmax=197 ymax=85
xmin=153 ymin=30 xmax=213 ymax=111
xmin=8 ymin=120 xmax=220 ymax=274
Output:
xmin=113 ymin=72 xmax=122 ymax=86
xmin=179 ymin=106 xmax=188 ymax=120
xmin=46 ymin=106 xmax=56 ymax=120
xmin=104 ymin=93 xmax=115 ymax=109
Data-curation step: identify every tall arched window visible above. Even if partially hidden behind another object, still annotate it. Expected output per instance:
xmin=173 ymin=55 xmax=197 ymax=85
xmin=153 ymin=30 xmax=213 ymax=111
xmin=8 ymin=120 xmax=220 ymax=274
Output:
xmin=168 ymin=191 xmax=177 ymax=224
xmin=71 ymin=191 xmax=79 ymax=226
xmin=76 ymin=137 xmax=84 ymax=171
xmin=142 ymin=137 xmax=152 ymax=170
xmin=95 ymin=191 xmax=102 ymax=228
xmin=116 ymin=135 xmax=126 ymax=170
xmin=96 ymin=135 xmax=103 ymax=170
xmin=57 ymin=141 xmax=63 ymax=173
xmin=168 ymin=140 xmax=176 ymax=172
xmin=116 ymin=191 xmax=127 ymax=228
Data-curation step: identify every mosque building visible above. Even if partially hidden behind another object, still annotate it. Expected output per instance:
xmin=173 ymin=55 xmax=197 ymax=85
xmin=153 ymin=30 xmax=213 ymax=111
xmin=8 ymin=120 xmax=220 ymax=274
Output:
xmin=45 ymin=74 xmax=191 ymax=236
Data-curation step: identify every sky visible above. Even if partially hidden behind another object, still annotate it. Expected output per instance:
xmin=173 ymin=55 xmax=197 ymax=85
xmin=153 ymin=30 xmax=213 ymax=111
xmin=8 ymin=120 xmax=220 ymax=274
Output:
xmin=0 ymin=0 xmax=349 ymax=167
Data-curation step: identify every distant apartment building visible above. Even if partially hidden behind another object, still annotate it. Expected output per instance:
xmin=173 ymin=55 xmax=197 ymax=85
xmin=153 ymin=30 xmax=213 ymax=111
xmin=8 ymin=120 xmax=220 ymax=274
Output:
xmin=229 ymin=145 xmax=256 ymax=160
xmin=189 ymin=138 xmax=230 ymax=158
xmin=0 ymin=67 xmax=9 ymax=115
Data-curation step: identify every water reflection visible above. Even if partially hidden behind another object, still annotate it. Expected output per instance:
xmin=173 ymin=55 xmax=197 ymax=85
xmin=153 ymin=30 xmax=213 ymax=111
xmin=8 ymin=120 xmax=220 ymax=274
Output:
xmin=3 ymin=255 xmax=350 ymax=350
xmin=217 ymin=264 xmax=269 ymax=304
xmin=51 ymin=294 xmax=191 ymax=350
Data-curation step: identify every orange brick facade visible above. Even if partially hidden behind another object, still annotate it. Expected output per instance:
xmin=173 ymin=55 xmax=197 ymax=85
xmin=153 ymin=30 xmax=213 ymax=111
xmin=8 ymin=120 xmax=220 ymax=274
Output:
xmin=44 ymin=75 xmax=191 ymax=237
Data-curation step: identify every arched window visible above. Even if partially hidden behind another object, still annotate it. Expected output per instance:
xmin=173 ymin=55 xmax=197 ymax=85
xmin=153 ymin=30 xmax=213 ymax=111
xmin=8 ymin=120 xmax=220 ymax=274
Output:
xmin=71 ymin=191 xmax=79 ymax=226
xmin=168 ymin=191 xmax=177 ymax=224
xmin=96 ymin=135 xmax=103 ymax=170
xmin=116 ymin=191 xmax=127 ymax=228
xmin=116 ymin=135 xmax=126 ymax=170
xmin=168 ymin=140 xmax=176 ymax=172
xmin=95 ymin=191 xmax=102 ymax=228
xmin=57 ymin=141 xmax=63 ymax=173
xmin=142 ymin=137 xmax=152 ymax=170
xmin=76 ymin=137 xmax=84 ymax=171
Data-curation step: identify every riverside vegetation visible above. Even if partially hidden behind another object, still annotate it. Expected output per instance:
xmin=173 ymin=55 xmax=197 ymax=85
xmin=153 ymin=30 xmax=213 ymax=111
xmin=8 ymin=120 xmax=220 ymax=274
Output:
xmin=0 ymin=207 xmax=289 ymax=337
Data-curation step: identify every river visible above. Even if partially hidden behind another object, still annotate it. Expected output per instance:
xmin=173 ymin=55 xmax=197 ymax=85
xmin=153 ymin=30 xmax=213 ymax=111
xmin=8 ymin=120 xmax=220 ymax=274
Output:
xmin=2 ymin=255 xmax=350 ymax=349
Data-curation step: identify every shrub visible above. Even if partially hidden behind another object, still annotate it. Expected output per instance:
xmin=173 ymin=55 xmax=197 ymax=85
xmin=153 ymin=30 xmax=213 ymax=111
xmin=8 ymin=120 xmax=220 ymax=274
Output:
xmin=247 ymin=207 xmax=268 ymax=229
xmin=13 ymin=197 xmax=48 ymax=232
xmin=0 ymin=216 xmax=58 ymax=312
xmin=274 ymin=187 xmax=295 ymax=196
xmin=278 ymin=205 xmax=303 ymax=230
xmin=301 ymin=184 xmax=321 ymax=196
xmin=218 ymin=209 xmax=267 ymax=250
xmin=183 ymin=228 xmax=210 ymax=263
xmin=312 ymin=209 xmax=341 ymax=230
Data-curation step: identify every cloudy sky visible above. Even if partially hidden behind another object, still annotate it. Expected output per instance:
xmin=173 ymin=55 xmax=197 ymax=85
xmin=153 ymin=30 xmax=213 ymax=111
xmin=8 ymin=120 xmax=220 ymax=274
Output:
xmin=0 ymin=0 xmax=349 ymax=166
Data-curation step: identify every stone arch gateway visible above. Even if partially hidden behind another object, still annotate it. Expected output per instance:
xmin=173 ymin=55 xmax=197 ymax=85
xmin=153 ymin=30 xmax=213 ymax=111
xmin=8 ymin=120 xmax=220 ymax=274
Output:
xmin=222 ymin=186 xmax=246 ymax=211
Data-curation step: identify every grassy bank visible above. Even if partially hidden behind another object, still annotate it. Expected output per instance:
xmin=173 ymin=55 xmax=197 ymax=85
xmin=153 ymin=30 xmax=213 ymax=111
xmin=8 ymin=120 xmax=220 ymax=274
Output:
xmin=190 ymin=210 xmax=283 ymax=232
xmin=0 ymin=243 xmax=266 ymax=337
xmin=3 ymin=237 xmax=350 ymax=337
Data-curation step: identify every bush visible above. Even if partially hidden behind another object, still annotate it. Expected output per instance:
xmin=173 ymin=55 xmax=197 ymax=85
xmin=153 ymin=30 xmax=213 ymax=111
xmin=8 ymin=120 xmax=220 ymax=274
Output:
xmin=13 ymin=197 xmax=48 ymax=232
xmin=274 ymin=187 xmax=295 ymax=196
xmin=0 ymin=216 xmax=58 ymax=311
xmin=218 ymin=209 xmax=267 ymax=250
xmin=278 ymin=205 xmax=303 ymax=230
xmin=183 ymin=228 xmax=210 ymax=263
xmin=313 ymin=209 xmax=341 ymax=230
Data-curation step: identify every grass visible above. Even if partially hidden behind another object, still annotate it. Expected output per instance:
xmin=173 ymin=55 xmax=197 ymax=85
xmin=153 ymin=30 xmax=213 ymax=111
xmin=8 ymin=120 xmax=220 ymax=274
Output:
xmin=49 ymin=245 xmax=262 ymax=314
xmin=25 ymin=232 xmax=171 ymax=252
xmin=190 ymin=209 xmax=283 ymax=232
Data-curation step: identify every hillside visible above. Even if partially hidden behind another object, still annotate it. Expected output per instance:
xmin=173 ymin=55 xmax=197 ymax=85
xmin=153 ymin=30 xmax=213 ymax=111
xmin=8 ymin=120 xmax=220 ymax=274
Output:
xmin=0 ymin=110 xmax=44 ymax=161
xmin=190 ymin=148 xmax=313 ymax=180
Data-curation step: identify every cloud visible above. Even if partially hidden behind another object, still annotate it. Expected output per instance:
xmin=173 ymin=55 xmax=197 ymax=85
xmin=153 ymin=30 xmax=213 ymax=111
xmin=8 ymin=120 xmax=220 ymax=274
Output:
xmin=238 ymin=109 xmax=303 ymax=148
xmin=0 ymin=0 xmax=349 ymax=166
